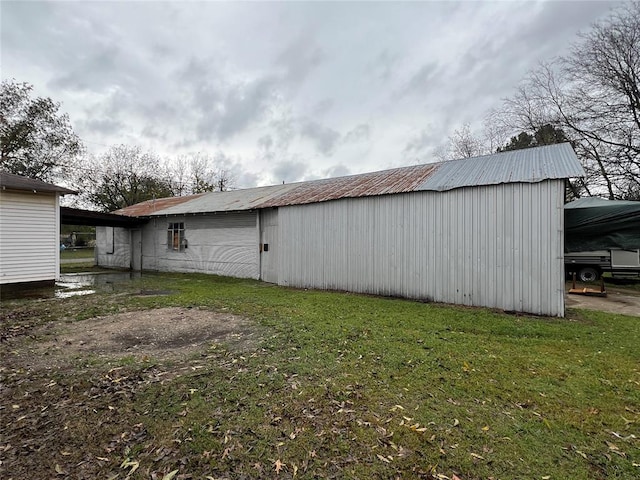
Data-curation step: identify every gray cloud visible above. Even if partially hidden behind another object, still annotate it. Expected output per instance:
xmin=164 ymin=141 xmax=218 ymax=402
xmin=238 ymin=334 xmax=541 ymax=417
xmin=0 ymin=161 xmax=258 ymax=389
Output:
xmin=140 ymin=100 xmax=178 ymax=124
xmin=258 ymin=135 xmax=274 ymax=150
xmin=312 ymin=98 xmax=334 ymax=116
xmin=323 ymin=164 xmax=351 ymax=178
xmin=270 ymin=114 xmax=296 ymax=151
xmin=235 ymin=171 xmax=261 ymax=189
xmin=273 ymin=160 xmax=308 ymax=184
xmin=397 ymin=62 xmax=441 ymax=99
xmin=277 ymin=33 xmax=324 ymax=85
xmin=79 ymin=117 xmax=124 ymax=136
xmin=367 ymin=50 xmax=401 ymax=82
xmin=140 ymin=125 xmax=166 ymax=140
xmin=209 ymin=77 xmax=277 ymax=140
xmin=403 ymin=129 xmax=440 ymax=159
xmin=174 ymin=56 xmax=279 ymax=142
xmin=343 ymin=124 xmax=370 ymax=143
xmin=300 ymin=120 xmax=340 ymax=155
xmin=49 ymin=45 xmax=123 ymax=92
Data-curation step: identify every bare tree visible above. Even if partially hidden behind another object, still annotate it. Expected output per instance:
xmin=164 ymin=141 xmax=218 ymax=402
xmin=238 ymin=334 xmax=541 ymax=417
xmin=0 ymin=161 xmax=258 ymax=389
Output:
xmin=449 ymin=123 xmax=484 ymax=158
xmin=166 ymin=155 xmax=191 ymax=197
xmin=82 ymin=145 xmax=173 ymax=212
xmin=436 ymin=123 xmax=488 ymax=161
xmin=168 ymin=152 xmax=236 ymax=194
xmin=493 ymin=3 xmax=640 ymax=199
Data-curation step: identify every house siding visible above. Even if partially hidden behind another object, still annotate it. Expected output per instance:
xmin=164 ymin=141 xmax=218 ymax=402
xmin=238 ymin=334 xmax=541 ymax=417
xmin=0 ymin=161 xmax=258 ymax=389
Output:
xmin=278 ymin=181 xmax=565 ymax=316
xmin=0 ymin=191 xmax=59 ymax=284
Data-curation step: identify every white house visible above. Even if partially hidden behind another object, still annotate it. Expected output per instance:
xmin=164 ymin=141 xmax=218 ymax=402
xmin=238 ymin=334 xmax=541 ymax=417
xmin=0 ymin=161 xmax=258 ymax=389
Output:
xmin=96 ymin=143 xmax=584 ymax=316
xmin=0 ymin=172 xmax=76 ymax=288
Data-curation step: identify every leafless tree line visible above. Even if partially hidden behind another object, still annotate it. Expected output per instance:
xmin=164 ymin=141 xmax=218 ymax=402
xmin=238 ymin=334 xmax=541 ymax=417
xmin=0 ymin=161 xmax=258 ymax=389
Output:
xmin=440 ymin=3 xmax=640 ymax=200
xmin=74 ymin=146 xmax=237 ymax=212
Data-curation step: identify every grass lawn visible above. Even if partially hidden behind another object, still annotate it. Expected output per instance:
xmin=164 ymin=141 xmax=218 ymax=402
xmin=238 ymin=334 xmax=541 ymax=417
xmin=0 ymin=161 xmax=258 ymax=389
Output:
xmin=60 ymin=247 xmax=95 ymax=260
xmin=1 ymin=273 xmax=639 ymax=479
xmin=604 ymin=274 xmax=640 ymax=292
xmin=60 ymin=263 xmax=109 ymax=274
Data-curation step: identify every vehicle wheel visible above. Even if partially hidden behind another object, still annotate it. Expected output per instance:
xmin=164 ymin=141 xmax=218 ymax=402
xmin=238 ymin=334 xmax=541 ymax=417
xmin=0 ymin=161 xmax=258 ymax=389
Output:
xmin=578 ymin=267 xmax=600 ymax=282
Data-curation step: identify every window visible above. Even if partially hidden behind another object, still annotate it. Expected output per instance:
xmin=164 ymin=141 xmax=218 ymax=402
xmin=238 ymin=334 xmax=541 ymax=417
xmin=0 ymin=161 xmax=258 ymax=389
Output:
xmin=167 ymin=222 xmax=185 ymax=251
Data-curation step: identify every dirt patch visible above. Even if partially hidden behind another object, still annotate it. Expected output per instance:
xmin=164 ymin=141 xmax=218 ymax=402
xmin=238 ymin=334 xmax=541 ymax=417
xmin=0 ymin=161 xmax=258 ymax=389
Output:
xmin=566 ymin=283 xmax=640 ymax=317
xmin=25 ymin=307 xmax=260 ymax=368
xmin=0 ymin=307 xmax=263 ymax=479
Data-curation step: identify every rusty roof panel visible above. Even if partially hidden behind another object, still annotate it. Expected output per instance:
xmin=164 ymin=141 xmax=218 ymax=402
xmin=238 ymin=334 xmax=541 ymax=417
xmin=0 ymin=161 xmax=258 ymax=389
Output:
xmin=256 ymin=164 xmax=438 ymax=208
xmin=114 ymin=193 xmax=206 ymax=216
xmin=151 ymin=184 xmax=299 ymax=216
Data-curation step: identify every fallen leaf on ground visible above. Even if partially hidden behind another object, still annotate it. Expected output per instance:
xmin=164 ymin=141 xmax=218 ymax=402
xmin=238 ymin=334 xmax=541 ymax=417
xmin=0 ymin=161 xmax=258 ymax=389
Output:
xmin=274 ymin=458 xmax=285 ymax=474
xmin=162 ymin=470 xmax=179 ymax=480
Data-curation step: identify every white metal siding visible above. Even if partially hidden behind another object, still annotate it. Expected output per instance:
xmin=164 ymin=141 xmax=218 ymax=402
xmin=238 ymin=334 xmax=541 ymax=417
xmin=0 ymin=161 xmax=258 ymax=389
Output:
xmin=96 ymin=226 xmax=131 ymax=269
xmin=0 ymin=191 xmax=59 ymax=284
xmin=141 ymin=212 xmax=259 ymax=278
xmin=131 ymin=229 xmax=142 ymax=270
xmin=279 ymin=180 xmax=565 ymax=316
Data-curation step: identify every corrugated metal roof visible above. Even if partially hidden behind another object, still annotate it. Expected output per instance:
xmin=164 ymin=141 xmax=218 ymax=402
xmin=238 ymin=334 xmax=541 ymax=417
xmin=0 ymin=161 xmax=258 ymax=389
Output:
xmin=257 ymin=164 xmax=437 ymax=208
xmin=0 ymin=171 xmax=77 ymax=195
xmin=125 ymin=143 xmax=584 ymax=217
xmin=417 ymin=143 xmax=584 ymax=192
xmin=115 ymin=193 xmax=206 ymax=216
xmin=153 ymin=184 xmax=299 ymax=216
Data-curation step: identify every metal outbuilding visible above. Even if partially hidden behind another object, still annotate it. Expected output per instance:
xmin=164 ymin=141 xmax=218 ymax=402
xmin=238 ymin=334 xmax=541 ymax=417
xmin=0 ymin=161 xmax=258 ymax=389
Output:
xmin=97 ymin=143 xmax=584 ymax=316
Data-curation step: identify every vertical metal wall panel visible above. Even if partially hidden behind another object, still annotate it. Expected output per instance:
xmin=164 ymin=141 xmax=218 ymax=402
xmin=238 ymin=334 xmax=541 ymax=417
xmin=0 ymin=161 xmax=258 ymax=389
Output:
xmin=141 ymin=220 xmax=157 ymax=271
xmin=95 ymin=226 xmax=131 ymax=269
xmin=139 ymin=212 xmax=259 ymax=278
xmin=131 ymin=230 xmax=142 ymax=270
xmin=260 ymin=208 xmax=279 ymax=283
xmin=0 ymin=191 xmax=58 ymax=284
xmin=279 ymin=180 xmax=565 ymax=316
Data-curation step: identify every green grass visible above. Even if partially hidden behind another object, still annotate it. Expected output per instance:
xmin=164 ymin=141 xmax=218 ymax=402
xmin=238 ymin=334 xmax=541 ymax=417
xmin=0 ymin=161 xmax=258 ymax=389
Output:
xmin=2 ymin=272 xmax=639 ymax=479
xmin=60 ymin=247 xmax=95 ymax=259
xmin=60 ymin=263 xmax=110 ymax=273
xmin=604 ymin=274 xmax=640 ymax=292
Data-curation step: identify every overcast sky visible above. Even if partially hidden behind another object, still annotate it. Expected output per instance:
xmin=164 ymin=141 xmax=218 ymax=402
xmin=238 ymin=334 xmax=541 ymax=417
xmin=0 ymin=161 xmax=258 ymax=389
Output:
xmin=1 ymin=1 xmax=617 ymax=188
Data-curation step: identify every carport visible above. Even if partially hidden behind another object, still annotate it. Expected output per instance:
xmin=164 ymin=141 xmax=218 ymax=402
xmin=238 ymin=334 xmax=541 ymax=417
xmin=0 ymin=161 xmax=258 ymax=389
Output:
xmin=60 ymin=207 xmax=145 ymax=228
xmin=60 ymin=208 xmax=146 ymax=269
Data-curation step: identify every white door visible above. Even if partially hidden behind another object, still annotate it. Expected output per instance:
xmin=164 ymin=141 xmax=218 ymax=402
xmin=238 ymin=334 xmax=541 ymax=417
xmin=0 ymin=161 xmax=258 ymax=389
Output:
xmin=260 ymin=209 xmax=279 ymax=283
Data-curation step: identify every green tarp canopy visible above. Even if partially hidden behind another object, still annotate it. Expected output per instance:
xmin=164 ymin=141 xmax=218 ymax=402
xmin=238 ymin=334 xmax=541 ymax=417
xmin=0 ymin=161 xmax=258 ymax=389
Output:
xmin=565 ymin=198 xmax=640 ymax=252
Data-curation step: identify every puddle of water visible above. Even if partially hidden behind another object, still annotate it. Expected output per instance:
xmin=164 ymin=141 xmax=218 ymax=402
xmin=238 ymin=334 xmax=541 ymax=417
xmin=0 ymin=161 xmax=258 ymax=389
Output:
xmin=2 ymin=271 xmax=142 ymax=300
xmin=56 ymin=289 xmax=96 ymax=298
xmin=137 ymin=289 xmax=175 ymax=296
xmin=59 ymin=271 xmax=142 ymax=287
